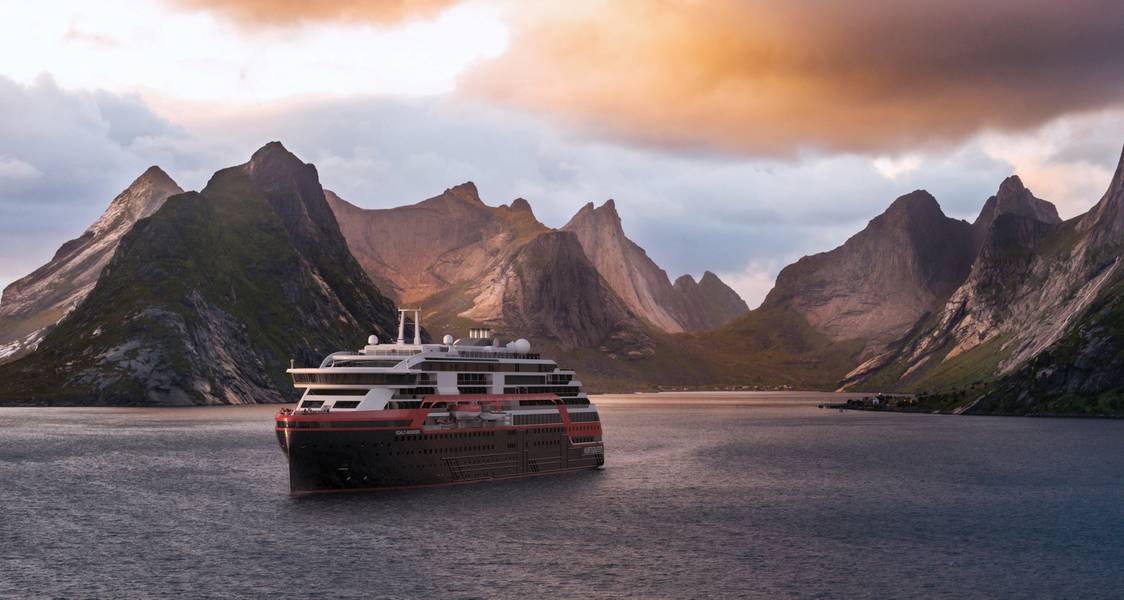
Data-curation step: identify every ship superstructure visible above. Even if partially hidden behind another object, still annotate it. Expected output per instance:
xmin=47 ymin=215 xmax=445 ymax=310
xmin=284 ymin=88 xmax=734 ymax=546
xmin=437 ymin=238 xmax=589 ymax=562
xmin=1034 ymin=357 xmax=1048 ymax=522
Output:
xmin=275 ymin=309 xmax=605 ymax=493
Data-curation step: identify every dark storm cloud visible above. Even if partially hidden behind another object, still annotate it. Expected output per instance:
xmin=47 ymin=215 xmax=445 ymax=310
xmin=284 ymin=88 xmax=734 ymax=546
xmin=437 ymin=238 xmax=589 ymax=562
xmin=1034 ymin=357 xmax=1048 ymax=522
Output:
xmin=465 ymin=0 xmax=1124 ymax=156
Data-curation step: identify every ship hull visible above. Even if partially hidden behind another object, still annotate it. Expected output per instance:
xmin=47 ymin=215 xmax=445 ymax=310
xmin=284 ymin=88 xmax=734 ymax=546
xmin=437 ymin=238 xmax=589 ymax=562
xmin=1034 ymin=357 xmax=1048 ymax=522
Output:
xmin=277 ymin=419 xmax=604 ymax=494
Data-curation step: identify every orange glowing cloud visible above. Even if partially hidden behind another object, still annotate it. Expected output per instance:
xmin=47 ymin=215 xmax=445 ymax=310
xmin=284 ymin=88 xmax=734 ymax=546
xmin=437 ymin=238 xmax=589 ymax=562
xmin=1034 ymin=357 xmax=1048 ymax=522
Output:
xmin=463 ymin=0 xmax=1124 ymax=155
xmin=170 ymin=0 xmax=460 ymax=26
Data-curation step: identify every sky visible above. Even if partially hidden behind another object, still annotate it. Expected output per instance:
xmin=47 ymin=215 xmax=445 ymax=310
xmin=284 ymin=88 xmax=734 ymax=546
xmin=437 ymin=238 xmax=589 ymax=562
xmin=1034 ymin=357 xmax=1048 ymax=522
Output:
xmin=2 ymin=0 xmax=1124 ymax=307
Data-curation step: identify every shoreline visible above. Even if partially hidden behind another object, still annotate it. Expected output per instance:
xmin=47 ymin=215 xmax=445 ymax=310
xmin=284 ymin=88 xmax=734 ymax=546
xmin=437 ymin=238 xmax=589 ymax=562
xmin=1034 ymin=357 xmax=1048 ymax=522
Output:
xmin=820 ymin=402 xmax=1124 ymax=420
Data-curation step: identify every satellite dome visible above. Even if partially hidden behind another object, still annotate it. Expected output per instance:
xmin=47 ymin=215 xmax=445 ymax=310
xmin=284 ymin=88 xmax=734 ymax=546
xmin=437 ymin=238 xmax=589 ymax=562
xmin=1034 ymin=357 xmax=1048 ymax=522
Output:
xmin=442 ymin=334 xmax=454 ymax=344
xmin=367 ymin=334 xmax=378 ymax=345
xmin=510 ymin=338 xmax=531 ymax=353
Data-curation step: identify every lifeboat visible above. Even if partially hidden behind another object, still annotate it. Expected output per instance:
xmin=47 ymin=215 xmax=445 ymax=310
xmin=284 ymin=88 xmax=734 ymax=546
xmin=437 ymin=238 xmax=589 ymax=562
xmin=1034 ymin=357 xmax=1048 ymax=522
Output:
xmin=479 ymin=407 xmax=508 ymax=421
xmin=451 ymin=404 xmax=482 ymax=420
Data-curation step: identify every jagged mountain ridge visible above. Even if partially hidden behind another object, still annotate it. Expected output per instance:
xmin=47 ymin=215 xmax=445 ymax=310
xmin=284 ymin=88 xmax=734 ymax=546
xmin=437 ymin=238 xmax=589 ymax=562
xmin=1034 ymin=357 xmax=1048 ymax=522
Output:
xmin=840 ymin=150 xmax=1124 ymax=415
xmin=0 ymin=167 xmax=183 ymax=363
xmin=327 ymin=183 xmax=641 ymax=350
xmin=762 ymin=190 xmax=977 ymax=356
xmin=0 ymin=143 xmax=400 ymax=406
xmin=673 ymin=272 xmax=751 ymax=331
xmin=562 ymin=200 xmax=747 ymax=332
xmin=328 ymin=187 xmax=744 ymax=353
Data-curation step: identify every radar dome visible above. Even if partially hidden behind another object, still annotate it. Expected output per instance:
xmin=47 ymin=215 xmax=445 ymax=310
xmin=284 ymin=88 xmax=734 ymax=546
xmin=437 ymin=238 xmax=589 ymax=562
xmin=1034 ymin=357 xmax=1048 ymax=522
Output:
xmin=367 ymin=334 xmax=378 ymax=345
xmin=510 ymin=338 xmax=531 ymax=353
xmin=442 ymin=334 xmax=454 ymax=344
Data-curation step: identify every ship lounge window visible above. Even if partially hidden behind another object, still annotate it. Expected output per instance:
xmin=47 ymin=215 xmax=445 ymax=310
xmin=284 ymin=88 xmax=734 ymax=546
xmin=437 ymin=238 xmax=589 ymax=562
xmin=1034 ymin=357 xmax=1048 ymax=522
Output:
xmin=417 ymin=361 xmax=556 ymax=373
xmin=508 ymin=386 xmax=580 ymax=397
xmin=333 ymin=401 xmax=362 ymax=409
xmin=292 ymin=373 xmax=419 ymax=385
xmin=307 ymin=388 xmax=370 ymax=396
xmin=457 ymin=373 xmax=488 ymax=384
xmin=506 ymin=375 xmax=546 ymax=385
xmin=299 ymin=400 xmax=324 ymax=409
xmin=569 ymin=412 xmax=600 ymax=422
xmin=458 ymin=387 xmax=488 ymax=394
xmin=329 ymin=360 xmax=401 ymax=368
xmin=547 ymin=374 xmax=573 ymax=384
xmin=562 ymin=398 xmax=590 ymax=406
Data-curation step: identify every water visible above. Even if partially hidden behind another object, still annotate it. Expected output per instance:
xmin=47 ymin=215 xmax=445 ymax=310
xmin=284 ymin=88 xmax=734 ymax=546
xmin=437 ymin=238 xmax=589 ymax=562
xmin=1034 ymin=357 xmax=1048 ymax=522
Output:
xmin=1 ymin=392 xmax=1121 ymax=599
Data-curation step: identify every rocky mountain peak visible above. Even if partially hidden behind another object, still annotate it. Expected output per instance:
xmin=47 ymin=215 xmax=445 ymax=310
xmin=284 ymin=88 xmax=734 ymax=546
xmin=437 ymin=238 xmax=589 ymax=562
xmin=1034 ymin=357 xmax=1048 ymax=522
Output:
xmin=973 ymin=176 xmax=1061 ymax=240
xmin=564 ymin=199 xmax=623 ymax=233
xmin=136 ymin=165 xmax=177 ymax=187
xmin=445 ymin=181 xmax=481 ymax=203
xmin=509 ymin=197 xmax=534 ymax=214
xmin=882 ymin=190 xmax=944 ymax=222
xmin=997 ymin=174 xmax=1026 ymax=195
xmin=246 ymin=141 xmax=308 ymax=175
xmin=0 ymin=166 xmax=183 ymax=363
xmin=1079 ymin=142 xmax=1124 ymax=245
xmin=699 ymin=271 xmax=723 ymax=285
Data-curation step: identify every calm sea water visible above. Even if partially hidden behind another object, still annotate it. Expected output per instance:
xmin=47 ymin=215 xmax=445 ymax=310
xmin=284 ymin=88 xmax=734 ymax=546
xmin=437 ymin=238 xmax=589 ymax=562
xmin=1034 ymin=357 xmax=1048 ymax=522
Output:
xmin=1 ymin=392 xmax=1121 ymax=599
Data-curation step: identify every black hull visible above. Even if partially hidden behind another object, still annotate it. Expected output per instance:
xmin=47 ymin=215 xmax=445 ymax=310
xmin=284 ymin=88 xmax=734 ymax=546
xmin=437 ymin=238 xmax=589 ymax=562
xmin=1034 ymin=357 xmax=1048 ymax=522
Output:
xmin=277 ymin=426 xmax=605 ymax=494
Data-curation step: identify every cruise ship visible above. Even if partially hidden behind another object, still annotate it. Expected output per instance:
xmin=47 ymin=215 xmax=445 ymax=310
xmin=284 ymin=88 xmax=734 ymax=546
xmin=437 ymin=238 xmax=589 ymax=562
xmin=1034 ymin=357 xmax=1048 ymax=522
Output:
xmin=275 ymin=309 xmax=605 ymax=494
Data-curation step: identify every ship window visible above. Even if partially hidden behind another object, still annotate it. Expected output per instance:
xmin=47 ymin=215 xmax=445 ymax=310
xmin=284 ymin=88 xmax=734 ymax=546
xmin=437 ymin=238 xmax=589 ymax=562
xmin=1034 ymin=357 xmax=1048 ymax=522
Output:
xmin=513 ymin=412 xmax=562 ymax=425
xmin=332 ymin=401 xmax=361 ymax=409
xmin=568 ymin=412 xmax=600 ymax=422
xmin=507 ymin=386 xmax=580 ymax=397
xmin=299 ymin=400 xmax=324 ymax=409
xmin=292 ymin=373 xmax=419 ymax=386
xmin=506 ymin=375 xmax=546 ymax=385
xmin=307 ymin=388 xmax=371 ymax=396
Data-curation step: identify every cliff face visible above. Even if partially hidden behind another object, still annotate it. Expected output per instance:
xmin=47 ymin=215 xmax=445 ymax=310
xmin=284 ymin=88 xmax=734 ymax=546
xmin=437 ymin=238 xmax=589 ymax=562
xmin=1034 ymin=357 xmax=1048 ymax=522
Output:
xmin=0 ymin=143 xmax=400 ymax=406
xmin=673 ymin=272 xmax=750 ymax=330
xmin=844 ymin=148 xmax=1124 ymax=415
xmin=0 ymin=167 xmax=182 ymax=363
xmin=763 ymin=190 xmax=976 ymax=355
xmin=562 ymin=200 xmax=747 ymax=331
xmin=327 ymin=183 xmax=547 ymax=304
xmin=561 ymin=200 xmax=689 ymax=332
xmin=329 ymin=187 xmax=652 ymax=354
xmin=492 ymin=231 xmax=648 ymax=353
xmin=963 ymin=145 xmax=1124 ymax=412
xmin=971 ymin=176 xmax=1061 ymax=245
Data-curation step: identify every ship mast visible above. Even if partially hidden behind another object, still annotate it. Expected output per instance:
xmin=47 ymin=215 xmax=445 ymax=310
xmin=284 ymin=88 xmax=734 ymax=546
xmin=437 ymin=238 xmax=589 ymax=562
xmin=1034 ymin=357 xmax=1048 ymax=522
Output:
xmin=396 ymin=308 xmax=422 ymax=346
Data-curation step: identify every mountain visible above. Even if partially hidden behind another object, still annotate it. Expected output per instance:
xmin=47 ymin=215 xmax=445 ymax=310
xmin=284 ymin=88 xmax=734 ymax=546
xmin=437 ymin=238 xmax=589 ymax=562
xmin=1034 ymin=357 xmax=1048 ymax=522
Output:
xmin=847 ymin=147 xmax=1124 ymax=416
xmin=930 ymin=146 xmax=1124 ymax=413
xmin=673 ymin=272 xmax=750 ymax=331
xmin=0 ymin=167 xmax=182 ymax=363
xmin=326 ymin=183 xmax=548 ymax=305
xmin=326 ymin=184 xmax=643 ymax=351
xmin=762 ymin=190 xmax=976 ymax=356
xmin=0 ymin=143 xmax=399 ymax=406
xmin=562 ymin=199 xmax=747 ymax=331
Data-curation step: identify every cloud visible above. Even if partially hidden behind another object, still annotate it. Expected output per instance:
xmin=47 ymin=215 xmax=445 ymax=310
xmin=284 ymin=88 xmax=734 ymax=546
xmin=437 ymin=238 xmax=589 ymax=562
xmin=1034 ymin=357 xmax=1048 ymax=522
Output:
xmin=464 ymin=0 xmax=1124 ymax=156
xmin=0 ymin=1 xmax=508 ymax=103
xmin=0 ymin=75 xmax=213 ymax=286
xmin=873 ymin=155 xmax=923 ymax=181
xmin=168 ymin=0 xmax=461 ymax=26
xmin=977 ymin=112 xmax=1124 ymax=218
xmin=0 ymin=156 xmax=42 ymax=180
